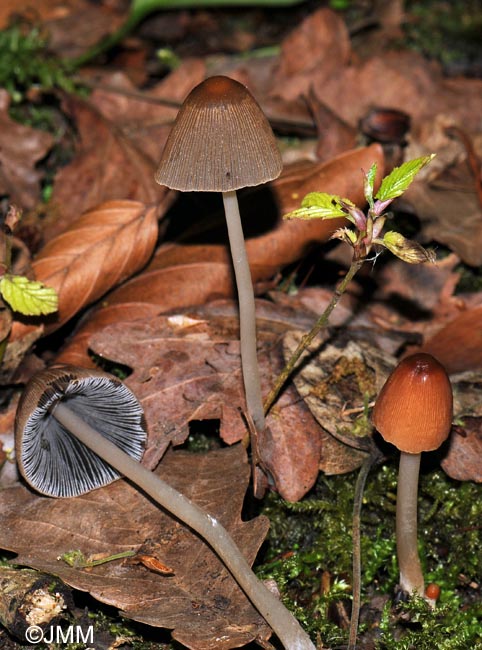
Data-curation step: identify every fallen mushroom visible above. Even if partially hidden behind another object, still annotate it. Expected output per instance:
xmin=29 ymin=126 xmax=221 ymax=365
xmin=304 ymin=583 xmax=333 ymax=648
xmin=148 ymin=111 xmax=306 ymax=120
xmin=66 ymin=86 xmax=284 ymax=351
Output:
xmin=15 ymin=365 xmax=315 ymax=650
xmin=372 ymin=353 xmax=453 ymax=603
xmin=155 ymin=75 xmax=282 ymax=435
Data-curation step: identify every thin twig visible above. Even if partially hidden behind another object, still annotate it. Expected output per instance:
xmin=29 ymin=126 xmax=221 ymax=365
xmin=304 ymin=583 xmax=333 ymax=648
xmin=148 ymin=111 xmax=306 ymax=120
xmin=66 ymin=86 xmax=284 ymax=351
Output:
xmin=348 ymin=447 xmax=383 ymax=650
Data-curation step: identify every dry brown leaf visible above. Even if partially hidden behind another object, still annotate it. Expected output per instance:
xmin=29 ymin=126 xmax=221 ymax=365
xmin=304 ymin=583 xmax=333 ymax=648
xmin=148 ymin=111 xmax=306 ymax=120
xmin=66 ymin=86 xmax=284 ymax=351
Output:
xmin=420 ymin=305 xmax=482 ymax=375
xmin=285 ymin=335 xmax=394 ymax=474
xmin=272 ymin=8 xmax=351 ymax=102
xmin=56 ymin=303 xmax=162 ymax=367
xmin=368 ymin=253 xmax=462 ymax=341
xmin=10 ymin=200 xmax=160 ymax=342
xmin=0 ymin=90 xmax=53 ymax=209
xmin=441 ymin=419 xmax=482 ymax=483
xmin=0 ymin=445 xmax=271 ymax=649
xmin=119 ymin=146 xmax=385 ymax=301
xmin=403 ymin=171 xmax=482 ymax=266
xmin=312 ymin=50 xmax=482 ymax=134
xmin=48 ymin=95 xmax=170 ymax=236
xmin=0 ymin=1 xmax=126 ymax=57
xmin=89 ymin=301 xmax=322 ymax=501
xmin=88 ymin=60 xmax=206 ymax=163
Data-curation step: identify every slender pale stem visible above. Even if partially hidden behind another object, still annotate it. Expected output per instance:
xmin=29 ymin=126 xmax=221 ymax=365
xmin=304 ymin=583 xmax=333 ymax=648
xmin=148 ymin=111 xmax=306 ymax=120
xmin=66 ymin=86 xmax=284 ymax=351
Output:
xmin=348 ymin=450 xmax=381 ymax=650
xmin=222 ymin=191 xmax=265 ymax=434
xmin=264 ymin=258 xmax=364 ymax=415
xmin=52 ymin=402 xmax=315 ymax=650
xmin=397 ymin=451 xmax=424 ymax=596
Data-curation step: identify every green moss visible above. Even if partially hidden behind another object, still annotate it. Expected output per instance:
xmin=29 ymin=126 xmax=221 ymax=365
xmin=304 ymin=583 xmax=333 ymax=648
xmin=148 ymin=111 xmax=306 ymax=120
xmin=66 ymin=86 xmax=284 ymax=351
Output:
xmin=255 ymin=461 xmax=482 ymax=647
xmin=0 ymin=23 xmax=78 ymax=103
xmin=455 ymin=262 xmax=482 ymax=294
xmin=377 ymin=596 xmax=482 ymax=649
xmin=403 ymin=0 xmax=482 ymax=70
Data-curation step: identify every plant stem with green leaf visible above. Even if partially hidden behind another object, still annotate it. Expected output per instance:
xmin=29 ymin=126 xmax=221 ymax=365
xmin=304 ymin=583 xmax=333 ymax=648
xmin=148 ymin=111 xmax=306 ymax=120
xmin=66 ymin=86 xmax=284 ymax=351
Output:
xmin=264 ymin=154 xmax=436 ymax=417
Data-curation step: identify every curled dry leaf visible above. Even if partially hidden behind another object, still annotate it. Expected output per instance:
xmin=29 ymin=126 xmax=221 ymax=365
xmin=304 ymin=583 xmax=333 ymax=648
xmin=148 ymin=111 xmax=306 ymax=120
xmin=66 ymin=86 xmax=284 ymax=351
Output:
xmin=0 ymin=445 xmax=271 ymax=649
xmin=0 ymin=90 xmax=53 ymax=210
xmin=10 ymin=200 xmax=159 ymax=342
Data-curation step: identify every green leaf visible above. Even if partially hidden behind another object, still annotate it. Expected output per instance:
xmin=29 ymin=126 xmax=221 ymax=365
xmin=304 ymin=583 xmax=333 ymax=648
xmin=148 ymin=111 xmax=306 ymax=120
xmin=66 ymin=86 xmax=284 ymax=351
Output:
xmin=376 ymin=154 xmax=435 ymax=202
xmin=0 ymin=275 xmax=58 ymax=316
xmin=364 ymin=163 xmax=377 ymax=206
xmin=284 ymin=192 xmax=349 ymax=221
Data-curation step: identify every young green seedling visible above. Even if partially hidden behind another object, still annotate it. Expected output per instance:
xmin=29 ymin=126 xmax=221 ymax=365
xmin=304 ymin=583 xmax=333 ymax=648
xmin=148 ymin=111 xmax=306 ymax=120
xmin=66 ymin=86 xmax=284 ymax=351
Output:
xmin=264 ymin=154 xmax=436 ymax=414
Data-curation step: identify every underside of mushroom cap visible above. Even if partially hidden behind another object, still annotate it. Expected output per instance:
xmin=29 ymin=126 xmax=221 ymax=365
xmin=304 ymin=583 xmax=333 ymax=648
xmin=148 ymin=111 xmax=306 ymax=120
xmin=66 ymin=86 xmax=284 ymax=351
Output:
xmin=15 ymin=366 xmax=146 ymax=498
xmin=155 ymin=75 xmax=283 ymax=192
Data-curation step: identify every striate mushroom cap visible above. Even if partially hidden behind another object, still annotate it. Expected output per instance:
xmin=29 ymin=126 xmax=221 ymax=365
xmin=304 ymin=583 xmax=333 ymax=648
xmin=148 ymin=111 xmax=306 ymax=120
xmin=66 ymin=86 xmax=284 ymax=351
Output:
xmin=155 ymin=75 xmax=282 ymax=192
xmin=372 ymin=353 xmax=453 ymax=454
xmin=15 ymin=365 xmax=147 ymax=498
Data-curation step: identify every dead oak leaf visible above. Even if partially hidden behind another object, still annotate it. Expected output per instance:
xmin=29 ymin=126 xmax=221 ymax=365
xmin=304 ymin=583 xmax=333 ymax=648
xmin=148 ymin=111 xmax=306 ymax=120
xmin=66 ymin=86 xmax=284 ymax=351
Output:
xmin=0 ymin=445 xmax=271 ymax=649
xmin=89 ymin=302 xmax=323 ymax=501
xmin=0 ymin=90 xmax=53 ymax=209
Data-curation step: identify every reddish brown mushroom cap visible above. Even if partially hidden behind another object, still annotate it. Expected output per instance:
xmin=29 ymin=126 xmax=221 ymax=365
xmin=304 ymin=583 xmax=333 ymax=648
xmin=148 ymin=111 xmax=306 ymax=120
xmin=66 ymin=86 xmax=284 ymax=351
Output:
xmin=373 ymin=353 xmax=453 ymax=453
xmin=155 ymin=75 xmax=282 ymax=192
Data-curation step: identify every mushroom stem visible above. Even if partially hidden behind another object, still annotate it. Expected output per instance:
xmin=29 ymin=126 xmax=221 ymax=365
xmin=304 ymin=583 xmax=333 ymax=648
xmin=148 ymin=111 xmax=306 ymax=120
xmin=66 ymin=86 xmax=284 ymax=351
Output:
xmin=396 ymin=451 xmax=424 ymax=596
xmin=52 ymin=401 xmax=314 ymax=650
xmin=222 ymin=190 xmax=265 ymax=434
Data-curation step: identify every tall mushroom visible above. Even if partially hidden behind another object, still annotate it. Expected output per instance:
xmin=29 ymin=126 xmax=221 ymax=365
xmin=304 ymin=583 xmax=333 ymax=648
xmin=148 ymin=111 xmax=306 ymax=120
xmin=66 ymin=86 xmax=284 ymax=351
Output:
xmin=15 ymin=365 xmax=315 ymax=650
xmin=372 ymin=353 xmax=453 ymax=601
xmin=155 ymin=76 xmax=282 ymax=435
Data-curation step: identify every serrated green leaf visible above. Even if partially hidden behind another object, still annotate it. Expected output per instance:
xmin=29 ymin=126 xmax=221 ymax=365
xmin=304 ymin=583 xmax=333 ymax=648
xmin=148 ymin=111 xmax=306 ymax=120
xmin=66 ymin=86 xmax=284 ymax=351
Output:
xmin=0 ymin=275 xmax=58 ymax=316
xmin=284 ymin=192 xmax=350 ymax=220
xmin=364 ymin=163 xmax=377 ymax=206
xmin=375 ymin=154 xmax=435 ymax=202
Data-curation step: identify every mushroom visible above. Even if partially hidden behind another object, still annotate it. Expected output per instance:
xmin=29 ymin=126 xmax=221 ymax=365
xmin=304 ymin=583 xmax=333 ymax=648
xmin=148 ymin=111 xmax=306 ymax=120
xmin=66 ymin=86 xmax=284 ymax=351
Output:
xmin=155 ymin=76 xmax=282 ymax=435
xmin=372 ymin=353 xmax=453 ymax=602
xmin=15 ymin=365 xmax=315 ymax=650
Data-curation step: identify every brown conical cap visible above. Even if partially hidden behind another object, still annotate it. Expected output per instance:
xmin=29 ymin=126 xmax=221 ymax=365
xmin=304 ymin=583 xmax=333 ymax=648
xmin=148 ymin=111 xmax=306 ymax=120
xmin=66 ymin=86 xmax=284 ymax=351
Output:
xmin=372 ymin=353 xmax=453 ymax=453
xmin=155 ymin=75 xmax=282 ymax=192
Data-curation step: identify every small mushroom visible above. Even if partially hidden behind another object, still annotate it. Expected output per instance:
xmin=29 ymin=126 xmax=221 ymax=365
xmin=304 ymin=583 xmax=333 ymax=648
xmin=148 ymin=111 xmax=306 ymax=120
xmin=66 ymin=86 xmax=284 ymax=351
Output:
xmin=15 ymin=365 xmax=315 ymax=650
xmin=155 ymin=76 xmax=282 ymax=435
xmin=372 ymin=353 xmax=453 ymax=602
